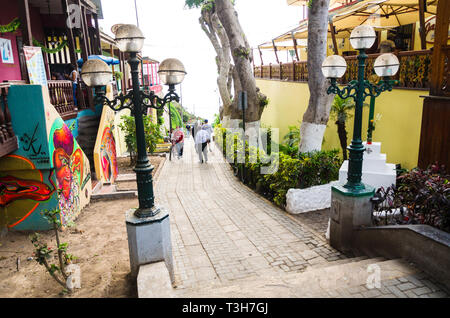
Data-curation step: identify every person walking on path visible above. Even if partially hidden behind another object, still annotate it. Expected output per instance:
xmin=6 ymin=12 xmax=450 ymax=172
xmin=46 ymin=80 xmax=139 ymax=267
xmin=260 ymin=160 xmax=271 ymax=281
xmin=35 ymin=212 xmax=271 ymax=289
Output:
xmin=173 ymin=126 xmax=184 ymax=159
xmin=193 ymin=121 xmax=200 ymax=153
xmin=202 ymin=119 xmax=214 ymax=152
xmin=193 ymin=121 xmax=200 ymax=140
xmin=195 ymin=126 xmax=210 ymax=163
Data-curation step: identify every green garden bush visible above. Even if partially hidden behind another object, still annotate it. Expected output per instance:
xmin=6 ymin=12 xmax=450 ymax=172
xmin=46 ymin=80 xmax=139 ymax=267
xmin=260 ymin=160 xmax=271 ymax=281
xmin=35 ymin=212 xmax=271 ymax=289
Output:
xmin=214 ymin=125 xmax=342 ymax=207
xmin=119 ymin=114 xmax=163 ymax=165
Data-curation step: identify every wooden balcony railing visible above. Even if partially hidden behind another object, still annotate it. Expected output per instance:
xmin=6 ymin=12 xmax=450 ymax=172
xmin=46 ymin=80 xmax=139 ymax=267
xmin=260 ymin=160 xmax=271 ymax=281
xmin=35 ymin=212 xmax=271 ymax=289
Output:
xmin=47 ymin=80 xmax=78 ymax=120
xmin=254 ymin=50 xmax=432 ymax=90
xmin=0 ymin=83 xmax=19 ymax=158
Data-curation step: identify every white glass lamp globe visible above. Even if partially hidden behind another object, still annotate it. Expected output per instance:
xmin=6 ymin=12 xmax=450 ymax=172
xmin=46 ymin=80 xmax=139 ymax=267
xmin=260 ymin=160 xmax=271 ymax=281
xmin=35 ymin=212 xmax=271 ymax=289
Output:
xmin=158 ymin=58 xmax=187 ymax=85
xmin=113 ymin=24 xmax=145 ymax=53
xmin=374 ymin=53 xmax=400 ymax=77
xmin=350 ymin=25 xmax=376 ymax=50
xmin=321 ymin=55 xmax=347 ymax=79
xmin=81 ymin=59 xmax=112 ymax=87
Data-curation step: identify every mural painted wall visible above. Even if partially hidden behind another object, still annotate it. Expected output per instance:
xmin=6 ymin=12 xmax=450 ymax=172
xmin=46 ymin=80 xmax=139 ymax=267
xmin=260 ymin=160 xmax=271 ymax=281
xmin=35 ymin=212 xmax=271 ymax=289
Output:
xmin=257 ymin=79 xmax=425 ymax=170
xmin=0 ymin=85 xmax=92 ymax=231
xmin=113 ymin=108 xmax=131 ymax=157
xmin=93 ymin=85 xmax=118 ymax=183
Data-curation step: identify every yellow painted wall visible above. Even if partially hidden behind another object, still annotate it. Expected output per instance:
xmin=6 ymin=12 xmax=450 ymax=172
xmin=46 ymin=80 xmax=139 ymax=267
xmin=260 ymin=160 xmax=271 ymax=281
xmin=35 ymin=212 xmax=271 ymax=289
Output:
xmin=257 ymin=79 xmax=426 ymax=170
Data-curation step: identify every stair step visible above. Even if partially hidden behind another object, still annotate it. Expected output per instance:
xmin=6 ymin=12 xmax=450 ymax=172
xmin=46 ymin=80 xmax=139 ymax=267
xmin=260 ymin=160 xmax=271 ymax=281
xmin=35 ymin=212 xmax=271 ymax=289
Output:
xmin=303 ymin=255 xmax=369 ymax=270
xmin=78 ymin=116 xmax=100 ymax=124
xmin=174 ymin=258 xmax=418 ymax=298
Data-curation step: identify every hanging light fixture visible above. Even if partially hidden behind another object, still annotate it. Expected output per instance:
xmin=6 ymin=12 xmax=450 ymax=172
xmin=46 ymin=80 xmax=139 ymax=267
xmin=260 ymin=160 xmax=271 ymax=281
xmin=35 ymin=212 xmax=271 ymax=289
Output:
xmin=47 ymin=0 xmax=59 ymax=47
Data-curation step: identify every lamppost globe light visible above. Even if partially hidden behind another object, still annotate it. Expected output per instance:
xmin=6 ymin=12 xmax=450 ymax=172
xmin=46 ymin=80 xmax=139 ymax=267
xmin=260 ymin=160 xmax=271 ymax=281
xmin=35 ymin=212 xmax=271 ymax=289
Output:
xmin=321 ymin=55 xmax=347 ymax=79
xmin=113 ymin=24 xmax=145 ymax=53
xmin=158 ymin=58 xmax=187 ymax=85
xmin=350 ymin=25 xmax=376 ymax=50
xmin=374 ymin=53 xmax=400 ymax=77
xmin=80 ymin=59 xmax=112 ymax=87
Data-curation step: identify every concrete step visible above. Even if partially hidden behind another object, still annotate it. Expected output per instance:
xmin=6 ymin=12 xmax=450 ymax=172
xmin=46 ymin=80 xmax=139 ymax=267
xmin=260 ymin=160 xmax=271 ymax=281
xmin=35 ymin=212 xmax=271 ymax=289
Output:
xmin=173 ymin=258 xmax=419 ymax=298
xmin=302 ymin=255 xmax=370 ymax=270
xmin=78 ymin=115 xmax=100 ymax=124
xmin=91 ymin=181 xmax=137 ymax=202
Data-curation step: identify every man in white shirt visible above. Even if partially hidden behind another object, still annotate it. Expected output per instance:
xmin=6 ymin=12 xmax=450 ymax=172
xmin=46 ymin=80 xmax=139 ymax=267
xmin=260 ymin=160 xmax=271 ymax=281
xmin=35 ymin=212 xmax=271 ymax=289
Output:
xmin=195 ymin=127 xmax=210 ymax=164
xmin=202 ymin=119 xmax=214 ymax=152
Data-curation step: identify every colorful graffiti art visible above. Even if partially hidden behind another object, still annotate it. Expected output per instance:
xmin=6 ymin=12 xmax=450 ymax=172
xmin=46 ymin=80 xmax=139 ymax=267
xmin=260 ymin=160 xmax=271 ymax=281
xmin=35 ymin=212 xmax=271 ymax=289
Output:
xmin=100 ymin=127 xmax=118 ymax=182
xmin=0 ymin=155 xmax=57 ymax=228
xmin=0 ymin=173 xmax=56 ymax=207
xmin=50 ymin=119 xmax=84 ymax=225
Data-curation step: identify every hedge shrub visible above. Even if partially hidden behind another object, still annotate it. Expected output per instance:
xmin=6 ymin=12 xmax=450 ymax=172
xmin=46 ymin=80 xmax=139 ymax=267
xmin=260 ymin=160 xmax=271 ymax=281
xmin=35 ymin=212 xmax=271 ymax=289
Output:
xmin=214 ymin=125 xmax=341 ymax=207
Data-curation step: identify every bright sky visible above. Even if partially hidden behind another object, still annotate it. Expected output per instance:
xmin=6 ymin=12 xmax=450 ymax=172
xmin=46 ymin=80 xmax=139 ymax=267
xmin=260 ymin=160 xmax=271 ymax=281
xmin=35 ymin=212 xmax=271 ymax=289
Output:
xmin=99 ymin=0 xmax=301 ymax=122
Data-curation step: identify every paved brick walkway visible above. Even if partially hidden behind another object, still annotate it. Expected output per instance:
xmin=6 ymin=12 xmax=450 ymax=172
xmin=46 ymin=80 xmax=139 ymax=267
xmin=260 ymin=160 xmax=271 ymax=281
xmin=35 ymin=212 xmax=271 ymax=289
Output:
xmin=153 ymin=138 xmax=449 ymax=298
xmin=155 ymin=139 xmax=345 ymax=289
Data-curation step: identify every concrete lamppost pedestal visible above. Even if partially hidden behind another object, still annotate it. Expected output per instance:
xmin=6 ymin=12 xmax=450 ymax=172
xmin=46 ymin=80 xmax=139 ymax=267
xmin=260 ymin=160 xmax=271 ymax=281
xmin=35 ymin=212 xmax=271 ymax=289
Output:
xmin=329 ymin=185 xmax=374 ymax=253
xmin=81 ymin=24 xmax=186 ymax=282
xmin=126 ymin=207 xmax=174 ymax=280
xmin=322 ymin=25 xmax=399 ymax=254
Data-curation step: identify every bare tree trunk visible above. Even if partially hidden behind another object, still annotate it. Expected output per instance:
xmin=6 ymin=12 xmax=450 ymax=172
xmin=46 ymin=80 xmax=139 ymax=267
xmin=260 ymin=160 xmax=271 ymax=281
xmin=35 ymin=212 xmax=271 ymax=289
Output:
xmin=199 ymin=6 xmax=234 ymax=127
xmin=336 ymin=120 xmax=348 ymax=160
xmin=215 ymin=0 xmax=263 ymax=125
xmin=299 ymin=0 xmax=334 ymax=153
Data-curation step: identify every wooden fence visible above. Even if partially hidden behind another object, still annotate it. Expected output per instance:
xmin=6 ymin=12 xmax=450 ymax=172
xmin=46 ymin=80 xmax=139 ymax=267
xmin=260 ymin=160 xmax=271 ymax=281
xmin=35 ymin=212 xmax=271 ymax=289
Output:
xmin=254 ymin=50 xmax=432 ymax=90
xmin=48 ymin=80 xmax=78 ymax=120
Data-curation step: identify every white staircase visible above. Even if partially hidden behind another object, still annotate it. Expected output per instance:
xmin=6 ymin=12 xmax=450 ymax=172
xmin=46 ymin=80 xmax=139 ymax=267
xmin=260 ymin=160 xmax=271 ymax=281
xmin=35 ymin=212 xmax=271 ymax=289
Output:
xmin=339 ymin=142 xmax=397 ymax=190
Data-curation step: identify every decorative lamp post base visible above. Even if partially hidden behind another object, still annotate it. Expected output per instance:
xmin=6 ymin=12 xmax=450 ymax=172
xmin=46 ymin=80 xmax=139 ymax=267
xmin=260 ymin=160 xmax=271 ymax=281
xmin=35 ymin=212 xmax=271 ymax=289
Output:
xmin=125 ymin=207 xmax=174 ymax=280
xmin=329 ymin=184 xmax=374 ymax=254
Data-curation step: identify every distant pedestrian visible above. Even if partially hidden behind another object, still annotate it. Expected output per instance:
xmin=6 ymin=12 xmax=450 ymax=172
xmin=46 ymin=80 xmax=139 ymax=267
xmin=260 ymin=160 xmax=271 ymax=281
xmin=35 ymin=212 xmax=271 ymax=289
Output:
xmin=195 ymin=126 xmax=210 ymax=164
xmin=202 ymin=119 xmax=214 ymax=152
xmin=193 ymin=121 xmax=200 ymax=140
xmin=66 ymin=64 xmax=79 ymax=106
xmin=173 ymin=126 xmax=184 ymax=159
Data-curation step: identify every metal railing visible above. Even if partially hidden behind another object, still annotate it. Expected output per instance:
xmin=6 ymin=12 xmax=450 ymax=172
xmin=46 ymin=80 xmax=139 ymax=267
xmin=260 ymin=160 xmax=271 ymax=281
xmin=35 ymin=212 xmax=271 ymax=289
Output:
xmin=254 ymin=50 xmax=432 ymax=90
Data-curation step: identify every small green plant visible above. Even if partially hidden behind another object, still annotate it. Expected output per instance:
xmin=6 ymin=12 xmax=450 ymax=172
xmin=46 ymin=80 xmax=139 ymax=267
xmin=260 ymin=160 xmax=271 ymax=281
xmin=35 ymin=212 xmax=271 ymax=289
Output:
xmin=113 ymin=71 xmax=123 ymax=80
xmin=29 ymin=207 xmax=78 ymax=293
xmin=118 ymin=114 xmax=163 ymax=165
xmin=373 ymin=164 xmax=450 ymax=232
xmin=212 ymin=113 xmax=221 ymax=128
xmin=330 ymin=95 xmax=368 ymax=160
xmin=280 ymin=125 xmax=300 ymax=157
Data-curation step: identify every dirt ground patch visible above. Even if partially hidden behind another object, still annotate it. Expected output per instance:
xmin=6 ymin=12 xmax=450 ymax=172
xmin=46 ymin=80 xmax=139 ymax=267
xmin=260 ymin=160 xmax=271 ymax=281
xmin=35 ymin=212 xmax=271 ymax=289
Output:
xmin=117 ymin=155 xmax=165 ymax=175
xmin=0 ymin=199 xmax=141 ymax=298
xmin=0 ymin=156 xmax=166 ymax=298
xmin=116 ymin=155 xmax=165 ymax=191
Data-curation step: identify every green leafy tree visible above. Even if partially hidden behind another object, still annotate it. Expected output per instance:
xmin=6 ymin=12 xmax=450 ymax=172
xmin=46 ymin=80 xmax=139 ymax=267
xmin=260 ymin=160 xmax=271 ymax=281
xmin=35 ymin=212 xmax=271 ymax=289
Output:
xmin=212 ymin=113 xmax=221 ymax=128
xmin=330 ymin=96 xmax=354 ymax=160
xmin=330 ymin=95 xmax=368 ymax=160
xmin=169 ymin=103 xmax=183 ymax=128
xmin=119 ymin=115 xmax=163 ymax=165
xmin=280 ymin=125 xmax=301 ymax=157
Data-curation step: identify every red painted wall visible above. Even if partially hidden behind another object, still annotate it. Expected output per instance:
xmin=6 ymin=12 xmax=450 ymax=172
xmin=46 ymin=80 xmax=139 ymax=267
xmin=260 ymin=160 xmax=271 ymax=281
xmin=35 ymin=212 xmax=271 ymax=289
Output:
xmin=0 ymin=0 xmax=22 ymax=82
xmin=0 ymin=1 xmax=47 ymax=82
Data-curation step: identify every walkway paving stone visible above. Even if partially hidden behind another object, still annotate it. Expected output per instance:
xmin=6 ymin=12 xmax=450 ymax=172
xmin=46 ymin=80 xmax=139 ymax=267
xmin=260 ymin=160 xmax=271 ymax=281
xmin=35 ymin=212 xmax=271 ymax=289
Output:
xmin=153 ymin=138 xmax=449 ymax=298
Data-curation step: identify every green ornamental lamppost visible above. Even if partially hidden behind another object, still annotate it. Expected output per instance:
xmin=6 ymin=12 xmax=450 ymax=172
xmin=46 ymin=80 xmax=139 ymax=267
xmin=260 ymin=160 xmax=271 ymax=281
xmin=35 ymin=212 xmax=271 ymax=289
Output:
xmin=81 ymin=24 xmax=186 ymax=218
xmin=321 ymin=25 xmax=399 ymax=195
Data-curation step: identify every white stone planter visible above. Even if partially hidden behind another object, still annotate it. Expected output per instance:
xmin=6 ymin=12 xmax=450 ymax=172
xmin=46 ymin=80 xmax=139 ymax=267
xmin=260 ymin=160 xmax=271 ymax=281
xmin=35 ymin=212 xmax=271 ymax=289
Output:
xmin=286 ymin=181 xmax=339 ymax=214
